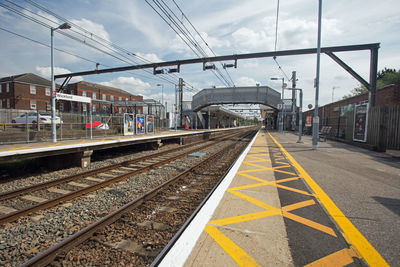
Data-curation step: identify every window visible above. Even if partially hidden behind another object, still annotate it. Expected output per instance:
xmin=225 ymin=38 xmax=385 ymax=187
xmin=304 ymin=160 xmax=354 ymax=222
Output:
xmin=0 ymin=84 xmax=2 ymax=93
xmin=118 ymin=97 xmax=122 ymax=101
xmin=59 ymin=102 xmax=64 ymax=111
xmin=118 ymin=107 xmax=122 ymax=113
xmin=110 ymin=95 xmax=114 ymax=101
xmin=92 ymin=105 xmax=96 ymax=112
xmin=82 ymin=104 xmax=87 ymax=112
xmin=6 ymin=83 xmax=9 ymax=93
xmin=92 ymin=92 xmax=97 ymax=100
xmin=82 ymin=91 xmax=87 ymax=97
xmin=6 ymin=99 xmax=10 ymax=108
xmin=46 ymin=102 xmax=51 ymax=111
xmin=102 ymin=94 xmax=107 ymax=101
xmin=30 ymin=100 xmax=36 ymax=110
xmin=70 ymin=90 xmax=75 ymax=95
xmin=30 ymin=85 xmax=36 ymax=94
xmin=125 ymin=98 xmax=128 ymax=101
xmin=45 ymin=87 xmax=50 ymax=96
xmin=0 ymin=100 xmax=2 ymax=108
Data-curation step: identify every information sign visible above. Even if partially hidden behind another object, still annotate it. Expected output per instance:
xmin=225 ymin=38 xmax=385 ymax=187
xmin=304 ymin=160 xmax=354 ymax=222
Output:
xmin=136 ymin=114 xmax=145 ymax=135
xmin=353 ymin=103 xmax=368 ymax=142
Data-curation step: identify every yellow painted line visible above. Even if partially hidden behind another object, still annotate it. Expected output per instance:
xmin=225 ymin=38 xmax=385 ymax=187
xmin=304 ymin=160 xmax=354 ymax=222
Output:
xmin=275 ymin=184 xmax=313 ymax=196
xmin=205 ymin=225 xmax=261 ymax=267
xmin=304 ymin=246 xmax=361 ymax=267
xmin=282 ymin=199 xmax=316 ymax=212
xmin=283 ymin=211 xmax=337 ymax=237
xmin=267 ymin=131 xmax=389 ymax=266
xmin=49 ymin=142 xmax=61 ymax=147
xmin=275 ymin=177 xmax=301 ymax=183
xmin=273 ymin=169 xmax=297 ymax=176
xmin=79 ymin=140 xmax=87 ymax=144
xmin=227 ymin=189 xmax=279 ymax=211
xmin=7 ymin=144 xmax=33 ymax=151
xmin=210 ymin=210 xmax=281 ymax=226
xmin=101 ymin=139 xmax=105 ymax=142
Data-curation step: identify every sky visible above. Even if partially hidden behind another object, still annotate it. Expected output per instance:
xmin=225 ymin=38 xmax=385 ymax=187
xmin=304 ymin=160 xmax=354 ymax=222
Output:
xmin=0 ymin=0 xmax=399 ymax=113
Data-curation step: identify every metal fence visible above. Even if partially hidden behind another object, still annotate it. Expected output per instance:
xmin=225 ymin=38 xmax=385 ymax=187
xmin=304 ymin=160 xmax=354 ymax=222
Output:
xmin=0 ymin=109 xmax=170 ymax=144
xmin=310 ymin=105 xmax=400 ymax=150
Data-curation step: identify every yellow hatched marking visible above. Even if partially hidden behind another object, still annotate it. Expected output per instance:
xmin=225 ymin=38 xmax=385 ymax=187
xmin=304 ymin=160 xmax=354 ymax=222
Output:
xmin=268 ymin=131 xmax=389 ymax=266
xmin=276 ymin=177 xmax=301 ymax=183
xmin=282 ymin=199 xmax=316 ymax=212
xmin=274 ymin=169 xmax=297 ymax=176
xmin=283 ymin=211 xmax=337 ymax=237
xmin=205 ymin=225 xmax=261 ymax=267
xmin=304 ymin=246 xmax=361 ymax=267
xmin=210 ymin=210 xmax=281 ymax=226
xmin=275 ymin=184 xmax=313 ymax=196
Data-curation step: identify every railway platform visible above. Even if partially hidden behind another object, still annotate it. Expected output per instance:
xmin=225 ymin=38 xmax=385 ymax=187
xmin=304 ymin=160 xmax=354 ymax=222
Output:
xmin=159 ymin=128 xmax=397 ymax=266
xmin=0 ymin=127 xmax=240 ymax=167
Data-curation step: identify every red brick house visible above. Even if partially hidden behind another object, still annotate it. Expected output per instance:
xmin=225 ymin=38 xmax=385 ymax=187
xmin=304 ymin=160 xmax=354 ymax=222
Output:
xmin=0 ymin=73 xmax=55 ymax=111
xmin=0 ymin=73 xmax=143 ymax=114
xmin=65 ymin=81 xmax=143 ymax=114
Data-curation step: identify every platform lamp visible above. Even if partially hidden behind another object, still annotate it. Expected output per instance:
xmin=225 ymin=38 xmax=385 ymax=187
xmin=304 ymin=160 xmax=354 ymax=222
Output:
xmin=51 ymin=22 xmax=71 ymax=143
xmin=270 ymin=77 xmax=287 ymax=132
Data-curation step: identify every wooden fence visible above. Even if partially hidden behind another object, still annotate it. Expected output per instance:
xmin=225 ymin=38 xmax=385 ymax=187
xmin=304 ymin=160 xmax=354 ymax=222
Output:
xmin=367 ymin=106 xmax=400 ymax=150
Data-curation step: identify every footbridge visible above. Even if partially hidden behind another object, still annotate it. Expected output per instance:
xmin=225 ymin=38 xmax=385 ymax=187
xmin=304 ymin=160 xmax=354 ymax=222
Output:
xmin=191 ymin=86 xmax=280 ymax=112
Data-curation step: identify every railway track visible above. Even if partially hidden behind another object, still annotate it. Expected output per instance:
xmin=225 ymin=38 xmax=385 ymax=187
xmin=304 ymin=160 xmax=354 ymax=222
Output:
xmin=0 ymin=129 xmax=246 ymax=225
xmin=21 ymin=129 xmax=257 ymax=266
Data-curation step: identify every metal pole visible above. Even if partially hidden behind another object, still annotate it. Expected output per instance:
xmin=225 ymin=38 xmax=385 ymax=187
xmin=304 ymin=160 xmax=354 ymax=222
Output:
xmin=312 ymin=0 xmax=322 ymax=150
xmin=291 ymin=71 xmax=297 ymax=131
xmin=51 ymin=28 xmax=57 ymax=143
xmin=282 ymin=79 xmax=285 ymax=132
xmin=297 ymin=89 xmax=303 ymax=143
xmin=90 ymin=103 xmax=93 ymax=139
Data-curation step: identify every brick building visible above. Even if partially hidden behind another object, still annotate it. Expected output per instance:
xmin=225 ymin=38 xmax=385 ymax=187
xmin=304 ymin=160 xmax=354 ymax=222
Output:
xmin=0 ymin=73 xmax=55 ymax=111
xmin=302 ymin=84 xmax=400 ymax=136
xmin=65 ymin=81 xmax=143 ymax=114
xmin=0 ymin=73 xmax=143 ymax=114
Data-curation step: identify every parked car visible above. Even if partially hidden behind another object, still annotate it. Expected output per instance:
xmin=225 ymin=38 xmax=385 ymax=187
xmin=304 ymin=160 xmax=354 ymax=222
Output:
xmin=11 ymin=112 xmax=62 ymax=124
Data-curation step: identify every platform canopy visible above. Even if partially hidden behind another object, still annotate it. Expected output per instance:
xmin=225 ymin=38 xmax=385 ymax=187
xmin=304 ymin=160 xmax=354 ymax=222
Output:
xmin=191 ymin=86 xmax=280 ymax=112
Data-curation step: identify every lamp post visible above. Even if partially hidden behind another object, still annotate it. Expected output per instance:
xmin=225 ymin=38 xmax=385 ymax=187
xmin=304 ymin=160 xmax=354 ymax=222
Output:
xmin=51 ymin=22 xmax=71 ymax=143
xmin=312 ymin=0 xmax=322 ymax=150
xmin=271 ymin=77 xmax=287 ymax=132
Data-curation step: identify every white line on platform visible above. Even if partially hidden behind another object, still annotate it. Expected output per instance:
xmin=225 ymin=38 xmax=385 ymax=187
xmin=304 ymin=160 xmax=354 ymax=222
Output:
xmin=159 ymin=130 xmax=259 ymax=267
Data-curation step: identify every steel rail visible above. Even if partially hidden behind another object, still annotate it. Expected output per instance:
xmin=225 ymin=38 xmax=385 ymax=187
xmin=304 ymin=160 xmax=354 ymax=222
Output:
xmin=150 ymin=130 xmax=256 ymax=266
xmin=0 ymin=130 xmax=239 ymax=202
xmin=0 ymin=130 xmax=245 ymax=224
xmin=20 ymin=130 xmax=255 ymax=267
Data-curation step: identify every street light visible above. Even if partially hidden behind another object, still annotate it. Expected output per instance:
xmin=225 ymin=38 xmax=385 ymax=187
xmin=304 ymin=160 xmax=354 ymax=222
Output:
xmin=51 ymin=22 xmax=71 ymax=142
xmin=271 ymin=77 xmax=287 ymax=132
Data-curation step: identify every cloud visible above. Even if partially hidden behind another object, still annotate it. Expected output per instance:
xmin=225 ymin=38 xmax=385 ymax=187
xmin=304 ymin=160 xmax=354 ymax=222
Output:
xmin=135 ymin=52 xmax=163 ymax=63
xmin=70 ymin=18 xmax=111 ymax=41
xmin=35 ymin=66 xmax=83 ymax=83
xmin=99 ymin=76 xmax=151 ymax=95
xmin=235 ymin=76 xmax=260 ymax=86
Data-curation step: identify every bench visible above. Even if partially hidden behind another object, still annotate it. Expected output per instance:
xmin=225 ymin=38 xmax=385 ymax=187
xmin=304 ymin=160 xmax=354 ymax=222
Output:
xmin=319 ymin=126 xmax=332 ymax=142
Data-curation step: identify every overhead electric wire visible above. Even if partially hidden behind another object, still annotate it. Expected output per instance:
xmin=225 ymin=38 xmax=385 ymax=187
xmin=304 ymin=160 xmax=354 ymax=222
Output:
xmin=272 ymin=0 xmax=290 ymax=81
xmin=170 ymin=0 xmax=235 ymax=87
xmin=1 ymin=1 xmax=186 ymax=88
xmin=24 ymin=0 xmax=200 ymax=90
xmin=146 ymin=0 xmax=232 ymax=87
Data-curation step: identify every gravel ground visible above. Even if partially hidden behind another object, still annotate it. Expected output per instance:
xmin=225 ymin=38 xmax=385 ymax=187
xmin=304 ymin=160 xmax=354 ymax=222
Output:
xmin=0 ymin=139 xmax=232 ymax=266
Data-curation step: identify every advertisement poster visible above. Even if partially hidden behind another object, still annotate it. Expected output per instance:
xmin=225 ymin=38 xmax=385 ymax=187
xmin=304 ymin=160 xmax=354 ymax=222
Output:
xmin=146 ymin=115 xmax=154 ymax=134
xmin=136 ymin=114 xmax=145 ymax=135
xmin=353 ymin=103 xmax=368 ymax=142
xmin=123 ymin=113 xmax=135 ymax=136
xmin=305 ymin=116 xmax=312 ymax=127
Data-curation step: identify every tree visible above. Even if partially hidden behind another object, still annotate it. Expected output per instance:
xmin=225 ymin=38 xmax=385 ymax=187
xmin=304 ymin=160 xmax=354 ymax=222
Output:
xmin=343 ymin=68 xmax=399 ymax=99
